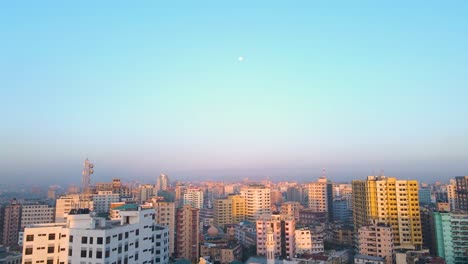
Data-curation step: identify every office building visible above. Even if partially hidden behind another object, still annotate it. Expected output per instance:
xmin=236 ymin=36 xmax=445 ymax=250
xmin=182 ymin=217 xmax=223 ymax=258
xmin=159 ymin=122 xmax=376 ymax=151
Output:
xmin=240 ymin=185 xmax=271 ymax=222
xmin=156 ymin=174 xmax=170 ymax=192
xmin=352 ymin=176 xmax=422 ymax=249
xmin=419 ymin=188 xmax=432 ymax=206
xmin=20 ymin=203 xmax=55 ymax=230
xmin=22 ymin=206 xmax=170 ymax=264
xmin=92 ymin=191 xmax=120 ymax=214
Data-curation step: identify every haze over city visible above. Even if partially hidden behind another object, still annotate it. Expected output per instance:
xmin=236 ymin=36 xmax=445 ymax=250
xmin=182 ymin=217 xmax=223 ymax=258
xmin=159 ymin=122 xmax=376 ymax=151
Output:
xmin=2 ymin=1 xmax=468 ymax=185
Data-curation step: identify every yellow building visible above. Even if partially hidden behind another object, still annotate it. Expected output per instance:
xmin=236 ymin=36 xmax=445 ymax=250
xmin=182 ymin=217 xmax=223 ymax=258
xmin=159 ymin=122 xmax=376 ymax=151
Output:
xmin=352 ymin=176 xmax=422 ymax=249
xmin=213 ymin=195 xmax=246 ymax=227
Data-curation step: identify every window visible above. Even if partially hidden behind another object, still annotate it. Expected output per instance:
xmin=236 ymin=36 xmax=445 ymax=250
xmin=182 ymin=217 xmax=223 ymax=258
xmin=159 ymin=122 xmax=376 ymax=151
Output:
xmin=69 ymin=248 xmax=73 ymax=256
xmin=48 ymin=233 xmax=56 ymax=240
xmin=47 ymin=260 xmax=53 ymax=264
xmin=48 ymin=246 xmax=54 ymax=253
xmin=97 ymin=237 xmax=103 ymax=244
xmin=90 ymin=237 xmax=93 ymax=244
xmin=97 ymin=250 xmax=103 ymax=259
xmin=81 ymin=249 xmax=87 ymax=258
xmin=69 ymin=235 xmax=73 ymax=243
xmin=88 ymin=249 xmax=93 ymax=258
xmin=106 ymin=236 xmax=111 ymax=244
xmin=26 ymin=235 xmax=34 ymax=241
xmin=82 ymin=236 xmax=88 ymax=244
xmin=25 ymin=248 xmax=33 ymax=255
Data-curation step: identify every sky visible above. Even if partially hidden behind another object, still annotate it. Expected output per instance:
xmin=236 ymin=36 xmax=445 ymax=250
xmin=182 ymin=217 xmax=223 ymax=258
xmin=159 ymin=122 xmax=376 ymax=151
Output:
xmin=1 ymin=1 xmax=467 ymax=185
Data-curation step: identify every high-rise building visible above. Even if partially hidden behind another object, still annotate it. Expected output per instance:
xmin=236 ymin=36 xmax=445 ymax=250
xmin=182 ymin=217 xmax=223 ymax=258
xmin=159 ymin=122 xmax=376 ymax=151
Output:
xmin=92 ymin=191 xmax=120 ymax=214
xmin=156 ymin=174 xmax=170 ymax=192
xmin=153 ymin=199 xmax=175 ymax=256
xmin=2 ymin=199 xmax=22 ymax=246
xmin=455 ymin=176 xmax=468 ymax=211
xmin=213 ymin=194 xmax=246 ymax=227
xmin=241 ymin=184 xmax=271 ymax=222
xmin=22 ymin=206 xmax=170 ymax=264
xmin=352 ymin=176 xmax=422 ymax=249
xmin=433 ymin=211 xmax=468 ymax=264
xmin=81 ymin=158 xmax=94 ymax=196
xmin=332 ymin=197 xmax=352 ymax=224
xmin=256 ymin=213 xmax=295 ymax=259
xmin=447 ymin=179 xmax=458 ymax=211
xmin=183 ymin=188 xmax=204 ymax=209
xmin=307 ymin=177 xmax=333 ymax=221
xmin=20 ymin=203 xmax=55 ymax=230
xmin=418 ymin=188 xmax=432 ymax=206
xmin=357 ymin=220 xmax=394 ymax=264
xmin=175 ymin=205 xmax=200 ymax=261
xmin=138 ymin=184 xmax=156 ymax=204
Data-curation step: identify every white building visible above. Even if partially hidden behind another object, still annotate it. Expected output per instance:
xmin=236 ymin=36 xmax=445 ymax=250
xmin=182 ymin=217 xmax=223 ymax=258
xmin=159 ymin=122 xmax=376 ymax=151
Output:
xmin=55 ymin=194 xmax=93 ymax=222
xmin=92 ymin=191 xmax=120 ymax=214
xmin=22 ymin=206 xmax=170 ymax=264
xmin=183 ymin=188 xmax=204 ymax=209
xmin=138 ymin=184 xmax=156 ymax=204
xmin=241 ymin=185 xmax=271 ymax=222
xmin=21 ymin=203 xmax=55 ymax=230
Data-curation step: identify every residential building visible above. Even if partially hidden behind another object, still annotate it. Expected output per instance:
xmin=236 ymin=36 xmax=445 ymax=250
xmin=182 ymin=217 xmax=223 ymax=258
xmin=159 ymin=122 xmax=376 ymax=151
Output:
xmin=357 ymin=221 xmax=394 ymax=264
xmin=175 ymin=205 xmax=200 ymax=261
xmin=241 ymin=185 xmax=271 ymax=222
xmin=183 ymin=188 xmax=204 ymax=209
xmin=2 ymin=199 xmax=22 ymax=246
xmin=447 ymin=179 xmax=458 ymax=211
xmin=256 ymin=213 xmax=295 ymax=259
xmin=352 ymin=176 xmax=422 ymax=249
xmin=153 ymin=200 xmax=175 ymax=256
xmin=455 ymin=176 xmax=468 ymax=211
xmin=22 ymin=206 xmax=170 ymax=264
xmin=433 ymin=211 xmax=468 ymax=264
xmin=280 ymin=202 xmax=301 ymax=222
xmin=213 ymin=195 xmax=246 ymax=227
xmin=307 ymin=177 xmax=333 ymax=221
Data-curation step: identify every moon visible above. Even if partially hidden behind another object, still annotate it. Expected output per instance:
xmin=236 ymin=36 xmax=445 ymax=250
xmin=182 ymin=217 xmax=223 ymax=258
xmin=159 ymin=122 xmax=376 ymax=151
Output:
xmin=238 ymin=56 xmax=244 ymax=62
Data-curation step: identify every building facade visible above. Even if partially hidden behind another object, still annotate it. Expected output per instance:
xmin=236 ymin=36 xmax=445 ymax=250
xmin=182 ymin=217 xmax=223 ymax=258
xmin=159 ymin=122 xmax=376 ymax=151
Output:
xmin=433 ymin=211 xmax=468 ymax=264
xmin=307 ymin=177 xmax=333 ymax=221
xmin=352 ymin=176 xmax=422 ymax=249
xmin=240 ymin=185 xmax=271 ymax=222
xmin=256 ymin=213 xmax=295 ymax=259
xmin=175 ymin=205 xmax=200 ymax=261
xmin=455 ymin=176 xmax=468 ymax=211
xmin=357 ymin=221 xmax=394 ymax=264
xmin=2 ymin=199 xmax=22 ymax=246
xmin=22 ymin=207 xmax=170 ymax=264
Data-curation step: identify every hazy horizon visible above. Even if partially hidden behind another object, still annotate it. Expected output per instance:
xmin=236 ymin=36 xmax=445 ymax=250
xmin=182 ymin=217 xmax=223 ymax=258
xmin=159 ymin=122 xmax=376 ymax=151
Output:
xmin=1 ymin=1 xmax=467 ymax=185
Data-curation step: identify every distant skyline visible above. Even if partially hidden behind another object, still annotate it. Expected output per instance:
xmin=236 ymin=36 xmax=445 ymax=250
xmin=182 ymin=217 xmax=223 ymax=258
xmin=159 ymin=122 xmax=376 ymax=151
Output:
xmin=1 ymin=1 xmax=468 ymax=184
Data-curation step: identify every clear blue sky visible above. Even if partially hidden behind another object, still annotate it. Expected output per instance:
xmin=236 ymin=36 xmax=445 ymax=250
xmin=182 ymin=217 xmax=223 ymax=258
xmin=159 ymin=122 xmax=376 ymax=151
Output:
xmin=1 ymin=1 xmax=467 ymax=185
